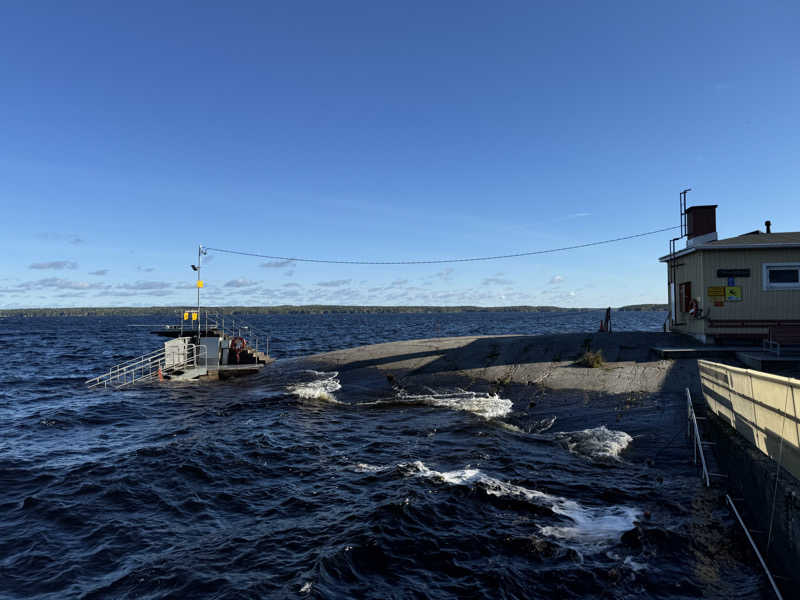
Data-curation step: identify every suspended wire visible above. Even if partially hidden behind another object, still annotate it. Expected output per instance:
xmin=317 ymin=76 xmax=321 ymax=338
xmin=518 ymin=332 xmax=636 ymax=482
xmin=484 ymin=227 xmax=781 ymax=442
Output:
xmin=204 ymin=225 xmax=679 ymax=266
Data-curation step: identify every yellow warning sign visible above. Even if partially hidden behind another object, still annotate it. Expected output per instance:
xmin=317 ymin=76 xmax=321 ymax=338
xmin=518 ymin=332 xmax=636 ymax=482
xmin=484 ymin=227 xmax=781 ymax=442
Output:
xmin=707 ymin=286 xmax=725 ymax=297
xmin=192 ymin=312 xmax=198 ymax=321
xmin=183 ymin=312 xmax=189 ymax=320
xmin=725 ymin=286 xmax=742 ymax=302
xmin=197 ymin=280 xmax=204 ymax=288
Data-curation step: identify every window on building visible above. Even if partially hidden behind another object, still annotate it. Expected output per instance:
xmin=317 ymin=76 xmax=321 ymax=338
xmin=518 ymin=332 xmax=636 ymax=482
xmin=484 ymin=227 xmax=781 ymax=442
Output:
xmin=763 ymin=263 xmax=800 ymax=290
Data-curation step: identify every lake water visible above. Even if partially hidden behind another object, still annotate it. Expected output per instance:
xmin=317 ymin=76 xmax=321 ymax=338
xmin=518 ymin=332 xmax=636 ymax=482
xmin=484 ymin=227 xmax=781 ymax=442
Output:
xmin=0 ymin=310 xmax=770 ymax=598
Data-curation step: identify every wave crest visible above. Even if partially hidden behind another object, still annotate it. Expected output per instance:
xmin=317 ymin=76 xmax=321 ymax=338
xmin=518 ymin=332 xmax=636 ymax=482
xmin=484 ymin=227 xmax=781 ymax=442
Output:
xmin=287 ymin=371 xmax=342 ymax=402
xmin=393 ymin=389 xmax=513 ymax=419
xmin=402 ymin=461 xmax=638 ymax=545
xmin=554 ymin=426 xmax=632 ymax=461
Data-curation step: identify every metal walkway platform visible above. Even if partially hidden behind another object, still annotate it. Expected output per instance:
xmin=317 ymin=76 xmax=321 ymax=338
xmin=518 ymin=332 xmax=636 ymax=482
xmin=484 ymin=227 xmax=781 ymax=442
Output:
xmin=651 ymin=346 xmax=756 ymax=359
xmin=735 ymin=351 xmax=800 ymax=373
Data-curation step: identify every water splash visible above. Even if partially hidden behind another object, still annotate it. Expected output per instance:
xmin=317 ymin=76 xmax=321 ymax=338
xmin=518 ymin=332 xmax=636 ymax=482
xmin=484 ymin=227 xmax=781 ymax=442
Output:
xmin=531 ymin=415 xmax=557 ymax=433
xmin=287 ymin=370 xmax=342 ymax=402
xmin=391 ymin=389 xmax=513 ymax=419
xmin=353 ymin=463 xmax=389 ymax=473
xmin=554 ymin=426 xmax=633 ymax=461
xmin=402 ymin=461 xmax=639 ymax=545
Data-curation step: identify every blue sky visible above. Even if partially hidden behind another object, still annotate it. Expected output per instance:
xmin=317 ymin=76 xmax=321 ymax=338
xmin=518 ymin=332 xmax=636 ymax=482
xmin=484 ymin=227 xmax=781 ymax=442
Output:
xmin=1 ymin=1 xmax=798 ymax=308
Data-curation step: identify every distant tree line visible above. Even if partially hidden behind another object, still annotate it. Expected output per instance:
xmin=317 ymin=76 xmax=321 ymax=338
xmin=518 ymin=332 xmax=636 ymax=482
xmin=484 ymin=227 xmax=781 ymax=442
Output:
xmin=0 ymin=304 xmax=667 ymax=318
xmin=617 ymin=304 xmax=669 ymax=311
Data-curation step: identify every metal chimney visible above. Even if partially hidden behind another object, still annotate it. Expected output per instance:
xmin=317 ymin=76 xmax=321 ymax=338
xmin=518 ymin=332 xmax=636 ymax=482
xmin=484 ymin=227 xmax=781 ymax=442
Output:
xmin=765 ymin=220 xmax=772 ymax=233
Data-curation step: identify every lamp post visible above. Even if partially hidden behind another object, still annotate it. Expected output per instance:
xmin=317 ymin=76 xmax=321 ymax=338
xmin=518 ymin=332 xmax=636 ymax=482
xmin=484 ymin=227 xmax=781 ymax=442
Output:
xmin=192 ymin=245 xmax=206 ymax=341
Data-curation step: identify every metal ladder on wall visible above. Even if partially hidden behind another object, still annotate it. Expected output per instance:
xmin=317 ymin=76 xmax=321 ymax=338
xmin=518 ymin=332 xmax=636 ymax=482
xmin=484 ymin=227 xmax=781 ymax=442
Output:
xmin=85 ymin=344 xmax=207 ymax=389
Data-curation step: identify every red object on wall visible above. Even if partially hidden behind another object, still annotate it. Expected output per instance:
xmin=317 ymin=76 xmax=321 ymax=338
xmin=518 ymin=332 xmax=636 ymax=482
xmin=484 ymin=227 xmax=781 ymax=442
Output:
xmin=679 ymin=282 xmax=692 ymax=312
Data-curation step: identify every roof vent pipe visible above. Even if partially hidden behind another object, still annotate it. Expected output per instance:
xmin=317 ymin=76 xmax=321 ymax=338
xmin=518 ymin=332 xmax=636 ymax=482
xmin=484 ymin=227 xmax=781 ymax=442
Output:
xmin=765 ymin=220 xmax=772 ymax=233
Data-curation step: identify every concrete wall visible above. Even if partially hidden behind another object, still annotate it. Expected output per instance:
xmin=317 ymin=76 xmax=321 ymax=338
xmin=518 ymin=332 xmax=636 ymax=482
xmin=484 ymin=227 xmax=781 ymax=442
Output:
xmin=698 ymin=359 xmax=800 ymax=481
xmin=702 ymin=406 xmax=800 ymax=590
xmin=698 ymin=359 xmax=800 ymax=589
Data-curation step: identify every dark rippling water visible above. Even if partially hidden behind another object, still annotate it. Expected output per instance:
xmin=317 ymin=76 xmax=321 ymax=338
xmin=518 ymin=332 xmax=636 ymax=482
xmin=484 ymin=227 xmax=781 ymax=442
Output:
xmin=0 ymin=310 xmax=770 ymax=598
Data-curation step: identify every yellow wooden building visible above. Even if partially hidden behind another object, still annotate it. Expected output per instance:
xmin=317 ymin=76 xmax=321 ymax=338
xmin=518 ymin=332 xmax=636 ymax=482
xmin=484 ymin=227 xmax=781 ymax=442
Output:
xmin=659 ymin=205 xmax=800 ymax=343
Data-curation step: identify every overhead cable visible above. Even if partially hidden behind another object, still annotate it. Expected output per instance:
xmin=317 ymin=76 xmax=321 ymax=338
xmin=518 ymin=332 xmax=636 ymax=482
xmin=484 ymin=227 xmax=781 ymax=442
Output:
xmin=204 ymin=225 xmax=679 ymax=266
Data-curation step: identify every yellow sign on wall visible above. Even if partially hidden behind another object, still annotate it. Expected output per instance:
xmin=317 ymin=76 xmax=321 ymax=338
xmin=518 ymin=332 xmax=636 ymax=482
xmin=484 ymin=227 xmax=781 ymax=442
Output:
xmin=707 ymin=286 xmax=725 ymax=297
xmin=725 ymin=286 xmax=742 ymax=301
xmin=183 ymin=312 xmax=189 ymax=320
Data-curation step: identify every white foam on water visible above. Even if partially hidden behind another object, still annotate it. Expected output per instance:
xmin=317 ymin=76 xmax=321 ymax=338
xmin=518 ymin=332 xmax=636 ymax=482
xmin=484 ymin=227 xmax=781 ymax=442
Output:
xmin=496 ymin=421 xmax=524 ymax=433
xmin=402 ymin=461 xmax=639 ymax=545
xmin=623 ymin=556 xmax=648 ymax=572
xmin=287 ymin=371 xmax=342 ymax=402
xmin=554 ymin=426 xmax=633 ymax=461
xmin=531 ymin=415 xmax=557 ymax=433
xmin=353 ymin=462 xmax=389 ymax=473
xmin=299 ymin=581 xmax=312 ymax=593
xmin=394 ymin=390 xmax=513 ymax=419
xmin=539 ymin=504 xmax=640 ymax=543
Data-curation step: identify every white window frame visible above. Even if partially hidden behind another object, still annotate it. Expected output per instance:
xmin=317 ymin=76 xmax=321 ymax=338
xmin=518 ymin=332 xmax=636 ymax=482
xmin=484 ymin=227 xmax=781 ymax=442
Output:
xmin=762 ymin=262 xmax=800 ymax=290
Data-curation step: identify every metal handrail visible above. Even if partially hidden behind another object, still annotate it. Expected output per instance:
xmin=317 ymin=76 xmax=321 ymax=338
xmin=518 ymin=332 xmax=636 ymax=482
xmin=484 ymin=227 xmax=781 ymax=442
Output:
xmin=687 ymin=388 xmax=710 ymax=487
xmin=105 ymin=346 xmax=170 ymax=371
xmin=204 ymin=312 xmax=270 ymax=355
xmin=726 ymin=495 xmax=784 ymax=600
xmin=86 ymin=343 xmax=207 ymax=389
xmin=158 ymin=310 xmax=272 ymax=357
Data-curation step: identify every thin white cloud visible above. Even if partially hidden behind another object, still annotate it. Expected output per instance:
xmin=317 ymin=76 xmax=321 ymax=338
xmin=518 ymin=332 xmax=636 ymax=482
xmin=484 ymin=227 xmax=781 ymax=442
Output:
xmin=316 ymin=279 xmax=351 ymax=287
xmin=88 ymin=269 xmax=108 ymax=276
xmin=137 ymin=266 xmax=156 ymax=273
xmin=555 ymin=212 xmax=591 ymax=221
xmin=260 ymin=259 xmax=296 ymax=269
xmin=434 ymin=268 xmax=454 ymax=281
xmin=29 ymin=261 xmax=78 ymax=270
xmin=117 ymin=281 xmax=172 ymax=290
xmin=549 ymin=275 xmax=564 ymax=284
xmin=99 ymin=289 xmax=175 ymax=297
xmin=482 ymin=277 xmax=513 ymax=286
xmin=36 ymin=232 xmax=84 ymax=245
xmin=225 ymin=278 xmax=259 ymax=288
xmin=18 ymin=277 xmax=106 ymax=290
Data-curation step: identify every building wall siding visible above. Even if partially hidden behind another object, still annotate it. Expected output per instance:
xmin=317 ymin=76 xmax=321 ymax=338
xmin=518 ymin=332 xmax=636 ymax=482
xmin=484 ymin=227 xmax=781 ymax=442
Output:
xmin=702 ymin=248 xmax=800 ymax=323
xmin=666 ymin=251 xmax=705 ymax=336
xmin=666 ymin=247 xmax=800 ymax=340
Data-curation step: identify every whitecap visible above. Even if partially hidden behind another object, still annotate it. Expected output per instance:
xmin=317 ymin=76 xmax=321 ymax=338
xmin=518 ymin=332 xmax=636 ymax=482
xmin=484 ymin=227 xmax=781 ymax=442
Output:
xmin=394 ymin=389 xmax=512 ymax=419
xmin=287 ymin=371 xmax=341 ymax=402
xmin=530 ymin=415 xmax=557 ymax=433
xmin=353 ymin=462 xmax=389 ymax=473
xmin=402 ymin=461 xmax=638 ymax=545
xmin=554 ymin=426 xmax=632 ymax=461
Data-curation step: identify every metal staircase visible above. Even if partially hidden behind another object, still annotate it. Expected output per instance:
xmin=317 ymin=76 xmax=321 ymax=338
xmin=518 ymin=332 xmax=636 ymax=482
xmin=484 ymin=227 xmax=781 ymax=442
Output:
xmin=85 ymin=342 xmax=207 ymax=389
